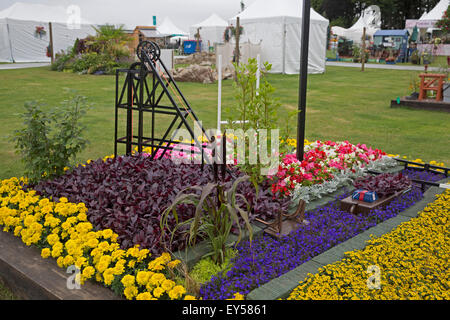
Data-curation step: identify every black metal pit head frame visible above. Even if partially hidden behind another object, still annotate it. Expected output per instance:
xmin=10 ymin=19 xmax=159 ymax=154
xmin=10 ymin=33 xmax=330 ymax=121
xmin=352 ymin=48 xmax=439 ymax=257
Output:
xmin=114 ymin=40 xmax=212 ymax=164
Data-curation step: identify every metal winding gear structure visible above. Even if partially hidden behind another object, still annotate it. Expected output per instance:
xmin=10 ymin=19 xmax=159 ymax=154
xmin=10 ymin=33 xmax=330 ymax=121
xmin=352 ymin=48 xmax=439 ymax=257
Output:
xmin=114 ymin=41 xmax=211 ymax=163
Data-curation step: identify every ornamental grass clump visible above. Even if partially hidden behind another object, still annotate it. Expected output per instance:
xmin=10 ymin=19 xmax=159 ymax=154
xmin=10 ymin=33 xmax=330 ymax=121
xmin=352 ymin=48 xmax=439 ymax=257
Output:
xmin=160 ymin=176 xmax=253 ymax=266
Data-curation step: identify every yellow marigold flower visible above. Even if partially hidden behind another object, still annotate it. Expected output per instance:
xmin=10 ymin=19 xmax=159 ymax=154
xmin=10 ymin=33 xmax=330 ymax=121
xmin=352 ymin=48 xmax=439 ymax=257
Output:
xmin=124 ymin=286 xmax=138 ymax=300
xmin=153 ymin=287 xmax=164 ymax=299
xmin=56 ymin=256 xmax=64 ymax=268
xmin=168 ymin=285 xmax=186 ymax=300
xmin=161 ymin=279 xmax=175 ymax=291
xmin=110 ymin=233 xmax=119 ymax=243
xmin=149 ymin=273 xmax=166 ymax=286
xmin=227 ymin=292 xmax=245 ymax=300
xmin=128 ymin=259 xmax=136 ymax=268
xmin=82 ymin=266 xmax=95 ymax=279
xmin=111 ymin=249 xmax=125 ymax=261
xmin=103 ymin=268 xmax=116 ymax=286
xmin=136 ymin=292 xmax=154 ymax=300
xmin=167 ymin=259 xmax=181 ymax=269
xmin=148 ymin=260 xmax=164 ymax=271
xmin=51 ymin=242 xmax=63 ymax=258
xmin=13 ymin=226 xmax=22 ymax=236
xmin=23 ymin=215 xmax=35 ymax=227
xmin=136 ymin=248 xmax=150 ymax=262
xmin=121 ymin=274 xmax=136 ymax=288
xmin=184 ymin=295 xmax=197 ymax=300
xmin=136 ymin=271 xmax=151 ymax=286
xmin=159 ymin=252 xmax=171 ymax=264
xmin=97 ymin=256 xmax=112 ymax=273
xmin=41 ymin=248 xmax=51 ymax=259
xmin=75 ymin=257 xmax=87 ymax=268
xmin=61 ymin=221 xmax=71 ymax=231
xmin=102 ymin=229 xmax=114 ymax=239
xmin=59 ymin=197 xmax=68 ymax=203
xmin=86 ymin=238 xmax=99 ymax=248
xmin=63 ymin=255 xmax=75 ymax=267
xmin=98 ymin=241 xmax=110 ymax=251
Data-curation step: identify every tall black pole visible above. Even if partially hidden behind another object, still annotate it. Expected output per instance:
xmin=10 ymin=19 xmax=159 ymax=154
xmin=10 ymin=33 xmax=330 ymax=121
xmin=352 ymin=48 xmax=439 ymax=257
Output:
xmin=296 ymin=0 xmax=311 ymax=161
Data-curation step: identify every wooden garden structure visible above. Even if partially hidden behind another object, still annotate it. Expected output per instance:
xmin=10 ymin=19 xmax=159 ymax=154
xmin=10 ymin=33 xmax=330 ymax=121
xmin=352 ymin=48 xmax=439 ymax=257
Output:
xmin=418 ymin=73 xmax=447 ymax=101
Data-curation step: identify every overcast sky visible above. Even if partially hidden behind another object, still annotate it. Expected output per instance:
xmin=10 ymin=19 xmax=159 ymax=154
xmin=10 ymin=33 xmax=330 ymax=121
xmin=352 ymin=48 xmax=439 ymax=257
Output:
xmin=0 ymin=0 xmax=257 ymax=30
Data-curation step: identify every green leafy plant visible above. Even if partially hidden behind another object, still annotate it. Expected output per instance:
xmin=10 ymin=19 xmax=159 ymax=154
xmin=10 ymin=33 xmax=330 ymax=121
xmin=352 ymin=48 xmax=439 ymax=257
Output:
xmin=226 ymin=58 xmax=281 ymax=188
xmin=190 ymin=248 xmax=237 ymax=284
xmin=160 ymin=176 xmax=252 ymax=266
xmin=352 ymin=45 xmax=361 ymax=62
xmin=410 ymin=50 xmax=420 ymax=65
xmin=409 ymin=73 xmax=420 ymax=93
xmin=11 ymin=93 xmax=90 ymax=184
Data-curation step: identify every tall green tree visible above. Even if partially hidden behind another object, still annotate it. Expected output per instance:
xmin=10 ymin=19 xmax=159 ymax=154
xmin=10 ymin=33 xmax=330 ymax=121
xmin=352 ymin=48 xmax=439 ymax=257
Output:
xmin=312 ymin=0 xmax=356 ymax=28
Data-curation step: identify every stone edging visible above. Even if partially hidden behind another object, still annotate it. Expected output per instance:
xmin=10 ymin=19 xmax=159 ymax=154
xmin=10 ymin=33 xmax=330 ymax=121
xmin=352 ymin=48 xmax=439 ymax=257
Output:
xmin=246 ymin=177 xmax=449 ymax=300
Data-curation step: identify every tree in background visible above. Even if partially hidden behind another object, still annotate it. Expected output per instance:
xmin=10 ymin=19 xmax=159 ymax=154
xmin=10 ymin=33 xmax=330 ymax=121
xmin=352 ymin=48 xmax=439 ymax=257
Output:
xmin=312 ymin=0 xmax=356 ymax=28
xmin=312 ymin=0 xmax=441 ymax=29
xmin=350 ymin=0 xmax=440 ymax=29
xmin=436 ymin=4 xmax=450 ymax=34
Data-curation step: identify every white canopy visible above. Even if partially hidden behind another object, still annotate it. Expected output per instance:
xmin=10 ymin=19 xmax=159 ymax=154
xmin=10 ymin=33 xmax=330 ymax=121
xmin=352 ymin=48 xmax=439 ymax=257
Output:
xmin=420 ymin=0 xmax=448 ymax=22
xmin=189 ymin=13 xmax=229 ymax=50
xmin=331 ymin=5 xmax=381 ymax=44
xmin=0 ymin=2 xmax=95 ymax=62
xmin=230 ymin=0 xmax=329 ymax=74
xmin=415 ymin=0 xmax=448 ymax=31
xmin=157 ymin=17 xmax=188 ymax=37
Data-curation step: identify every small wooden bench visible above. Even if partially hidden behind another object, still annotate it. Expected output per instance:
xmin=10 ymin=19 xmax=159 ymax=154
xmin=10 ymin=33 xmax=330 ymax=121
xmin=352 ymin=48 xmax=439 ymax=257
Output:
xmin=418 ymin=73 xmax=447 ymax=101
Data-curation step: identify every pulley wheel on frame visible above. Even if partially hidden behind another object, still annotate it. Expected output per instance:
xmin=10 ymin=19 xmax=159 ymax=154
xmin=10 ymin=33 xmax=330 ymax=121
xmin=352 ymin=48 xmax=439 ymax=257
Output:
xmin=136 ymin=40 xmax=161 ymax=62
xmin=129 ymin=62 xmax=148 ymax=80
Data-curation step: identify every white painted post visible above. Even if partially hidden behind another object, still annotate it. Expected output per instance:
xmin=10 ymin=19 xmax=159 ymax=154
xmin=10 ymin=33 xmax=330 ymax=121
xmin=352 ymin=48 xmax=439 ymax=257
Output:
xmin=217 ymin=54 xmax=222 ymax=132
xmin=256 ymin=53 xmax=261 ymax=95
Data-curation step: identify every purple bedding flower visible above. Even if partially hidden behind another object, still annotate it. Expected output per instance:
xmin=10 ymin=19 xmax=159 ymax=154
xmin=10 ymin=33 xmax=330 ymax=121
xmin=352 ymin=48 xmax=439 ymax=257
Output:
xmin=199 ymin=169 xmax=445 ymax=299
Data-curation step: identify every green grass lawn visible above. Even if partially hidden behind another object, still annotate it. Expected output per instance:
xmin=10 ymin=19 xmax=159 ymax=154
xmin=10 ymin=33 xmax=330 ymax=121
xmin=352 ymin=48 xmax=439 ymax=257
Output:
xmin=0 ymin=279 xmax=16 ymax=300
xmin=0 ymin=66 xmax=449 ymax=180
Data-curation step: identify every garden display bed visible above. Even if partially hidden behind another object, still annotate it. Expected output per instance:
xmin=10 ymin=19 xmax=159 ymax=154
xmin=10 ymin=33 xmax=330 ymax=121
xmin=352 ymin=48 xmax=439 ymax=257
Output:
xmin=1 ymin=136 xmax=447 ymax=300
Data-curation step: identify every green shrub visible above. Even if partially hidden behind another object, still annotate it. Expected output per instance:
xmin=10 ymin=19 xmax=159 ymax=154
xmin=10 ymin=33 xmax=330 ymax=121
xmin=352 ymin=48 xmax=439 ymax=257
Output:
xmin=11 ymin=93 xmax=90 ymax=184
xmin=52 ymin=51 xmax=76 ymax=72
xmin=51 ymin=24 xmax=133 ymax=75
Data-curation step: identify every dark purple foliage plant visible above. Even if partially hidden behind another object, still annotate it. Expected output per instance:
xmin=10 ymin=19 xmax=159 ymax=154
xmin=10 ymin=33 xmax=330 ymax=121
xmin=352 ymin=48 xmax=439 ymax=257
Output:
xmin=31 ymin=154 xmax=289 ymax=255
xmin=353 ymin=173 xmax=411 ymax=198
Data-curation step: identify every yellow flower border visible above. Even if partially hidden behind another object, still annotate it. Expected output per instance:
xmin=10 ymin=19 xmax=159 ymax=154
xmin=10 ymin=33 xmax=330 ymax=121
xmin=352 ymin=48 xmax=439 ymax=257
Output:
xmin=0 ymin=177 xmax=194 ymax=300
xmin=287 ymin=190 xmax=450 ymax=300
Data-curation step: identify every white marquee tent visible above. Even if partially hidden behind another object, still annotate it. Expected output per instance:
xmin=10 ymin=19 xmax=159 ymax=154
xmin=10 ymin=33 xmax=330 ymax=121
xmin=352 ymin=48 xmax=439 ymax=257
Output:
xmin=331 ymin=5 xmax=382 ymax=44
xmin=189 ymin=13 xmax=229 ymax=50
xmin=157 ymin=17 xmax=188 ymax=37
xmin=417 ymin=0 xmax=448 ymax=29
xmin=0 ymin=2 xmax=95 ymax=62
xmin=230 ymin=0 xmax=329 ymax=74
